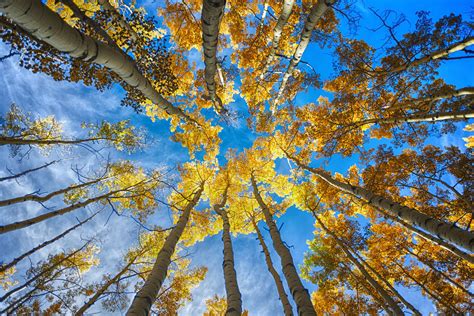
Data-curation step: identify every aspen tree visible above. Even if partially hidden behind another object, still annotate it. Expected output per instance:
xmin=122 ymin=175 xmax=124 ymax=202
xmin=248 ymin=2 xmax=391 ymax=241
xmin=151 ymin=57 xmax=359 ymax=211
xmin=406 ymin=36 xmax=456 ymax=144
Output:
xmin=0 ymin=0 xmax=194 ymax=123
xmin=127 ymin=183 xmax=204 ymax=315
xmin=250 ymin=174 xmax=316 ymax=316
xmin=251 ymin=216 xmax=293 ymax=316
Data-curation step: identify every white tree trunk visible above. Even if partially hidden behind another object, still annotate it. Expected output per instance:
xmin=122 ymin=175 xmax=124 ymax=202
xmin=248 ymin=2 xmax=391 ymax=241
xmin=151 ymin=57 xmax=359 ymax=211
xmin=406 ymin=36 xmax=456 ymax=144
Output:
xmin=259 ymin=0 xmax=295 ymax=81
xmin=0 ymin=177 xmax=101 ymax=207
xmin=358 ymin=109 xmax=474 ymax=126
xmin=251 ymin=175 xmax=315 ymax=315
xmin=288 ymin=154 xmax=474 ymax=252
xmin=214 ymin=184 xmax=242 ymax=315
xmin=0 ymin=210 xmax=100 ymax=273
xmin=76 ymin=259 xmax=135 ymax=315
xmin=0 ymin=190 xmax=117 ymax=234
xmin=0 ymin=0 xmax=193 ymax=123
xmin=252 ymin=218 xmax=293 ymax=316
xmin=273 ymin=0 xmax=336 ymax=110
xmin=201 ymin=0 xmax=226 ymax=109
xmin=314 ymin=215 xmax=404 ymax=316
xmin=388 ymin=37 xmax=474 ymax=73
xmin=126 ymin=185 xmax=204 ymax=315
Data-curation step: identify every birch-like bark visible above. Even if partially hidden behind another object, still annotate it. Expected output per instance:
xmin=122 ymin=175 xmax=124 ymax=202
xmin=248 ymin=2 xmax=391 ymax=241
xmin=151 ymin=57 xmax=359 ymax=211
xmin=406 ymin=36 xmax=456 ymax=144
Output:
xmin=250 ymin=174 xmax=315 ymax=315
xmin=313 ymin=215 xmax=404 ymax=316
xmin=395 ymin=262 xmax=461 ymax=314
xmin=76 ymin=259 xmax=136 ymax=315
xmin=98 ymin=0 xmax=138 ymax=41
xmin=355 ymin=109 xmax=474 ymax=127
xmin=376 ymin=207 xmax=473 ymax=264
xmin=201 ymin=0 xmax=226 ymax=108
xmin=414 ymin=86 xmax=474 ymax=103
xmin=0 ymin=177 xmax=102 ymax=207
xmin=0 ymin=210 xmax=100 ymax=273
xmin=126 ymin=184 xmax=204 ymax=315
xmin=286 ymin=153 xmax=474 ymax=252
xmin=58 ymin=0 xmax=121 ymax=51
xmin=0 ymin=190 xmax=118 ymax=234
xmin=404 ymin=247 xmax=473 ymax=297
xmin=214 ymin=184 xmax=242 ymax=315
xmin=0 ymin=160 xmax=57 ymax=182
xmin=0 ymin=136 xmax=110 ymax=146
xmin=0 ymin=241 xmax=91 ymax=302
xmin=388 ymin=37 xmax=474 ymax=73
xmin=0 ymin=0 xmax=194 ymax=123
xmin=251 ymin=218 xmax=293 ymax=316
xmin=350 ymin=246 xmax=421 ymax=316
xmin=258 ymin=0 xmax=295 ymax=81
xmin=273 ymin=0 xmax=336 ymax=109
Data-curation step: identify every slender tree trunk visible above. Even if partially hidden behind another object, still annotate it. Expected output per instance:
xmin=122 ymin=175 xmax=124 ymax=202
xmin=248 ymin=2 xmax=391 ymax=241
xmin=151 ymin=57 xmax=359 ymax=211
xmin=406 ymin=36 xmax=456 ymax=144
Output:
xmin=0 ymin=210 xmax=100 ymax=273
xmin=375 ymin=206 xmax=473 ymax=264
xmin=273 ymin=0 xmax=336 ymax=109
xmin=313 ymin=215 xmax=404 ymax=316
xmin=0 ymin=136 xmax=109 ymax=146
xmin=201 ymin=0 xmax=226 ymax=110
xmin=413 ymin=87 xmax=474 ymax=103
xmin=285 ymin=152 xmax=474 ymax=252
xmin=404 ymin=247 xmax=473 ymax=297
xmin=250 ymin=174 xmax=315 ymax=315
xmin=344 ymin=264 xmax=390 ymax=313
xmin=388 ymin=37 xmax=474 ymax=73
xmin=0 ymin=160 xmax=58 ymax=182
xmin=259 ymin=0 xmax=295 ymax=81
xmin=395 ymin=262 xmax=461 ymax=314
xmin=0 ymin=241 xmax=91 ymax=302
xmin=0 ymin=0 xmax=194 ymax=123
xmin=0 ymin=190 xmax=117 ymax=234
xmin=126 ymin=184 xmax=204 ymax=315
xmin=214 ymin=184 xmax=242 ymax=315
xmin=0 ymin=177 xmax=101 ymax=207
xmin=58 ymin=0 xmax=121 ymax=51
xmin=98 ymin=0 xmax=138 ymax=41
xmin=350 ymin=246 xmax=421 ymax=316
xmin=356 ymin=109 xmax=474 ymax=127
xmin=76 ymin=260 xmax=136 ymax=315
xmin=251 ymin=218 xmax=293 ymax=316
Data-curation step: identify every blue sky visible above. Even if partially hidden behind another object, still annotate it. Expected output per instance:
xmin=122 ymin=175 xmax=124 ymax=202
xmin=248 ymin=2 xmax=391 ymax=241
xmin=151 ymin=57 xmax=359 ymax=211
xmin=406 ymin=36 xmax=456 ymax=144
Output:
xmin=0 ymin=0 xmax=473 ymax=315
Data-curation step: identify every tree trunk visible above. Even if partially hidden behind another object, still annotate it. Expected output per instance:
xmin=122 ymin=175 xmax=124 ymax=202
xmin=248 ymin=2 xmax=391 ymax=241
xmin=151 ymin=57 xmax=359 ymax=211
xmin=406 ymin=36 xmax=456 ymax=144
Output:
xmin=286 ymin=153 xmax=474 ymax=252
xmin=0 ymin=177 xmax=102 ymax=207
xmin=58 ymin=0 xmax=121 ymax=51
xmin=0 ymin=160 xmax=58 ymax=182
xmin=313 ymin=215 xmax=404 ymax=316
xmin=98 ymin=0 xmax=138 ymax=41
xmin=273 ymin=0 xmax=336 ymax=109
xmin=388 ymin=37 xmax=474 ymax=73
xmin=0 ymin=190 xmax=117 ymax=234
xmin=76 ymin=259 xmax=136 ymax=315
xmin=250 ymin=174 xmax=315 ymax=315
xmin=0 ymin=136 xmax=108 ymax=146
xmin=251 ymin=218 xmax=293 ymax=316
xmin=126 ymin=184 xmax=204 ymax=315
xmin=201 ymin=0 xmax=226 ymax=110
xmin=350 ymin=246 xmax=421 ymax=316
xmin=404 ymin=247 xmax=473 ymax=297
xmin=0 ymin=0 xmax=194 ymax=123
xmin=356 ymin=109 xmax=474 ymax=126
xmin=214 ymin=184 xmax=242 ymax=315
xmin=0 ymin=241 xmax=91 ymax=302
xmin=0 ymin=210 xmax=100 ymax=273
xmin=395 ymin=262 xmax=461 ymax=314
xmin=259 ymin=0 xmax=295 ymax=81
xmin=375 ymin=206 xmax=473 ymax=264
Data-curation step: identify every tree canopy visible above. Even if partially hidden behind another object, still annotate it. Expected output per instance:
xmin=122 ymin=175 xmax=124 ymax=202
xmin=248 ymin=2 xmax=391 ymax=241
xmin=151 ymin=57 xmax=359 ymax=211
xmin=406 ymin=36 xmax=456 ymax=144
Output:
xmin=0 ymin=0 xmax=472 ymax=314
